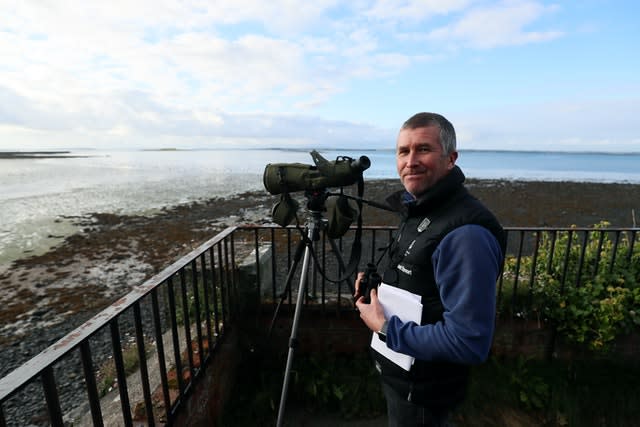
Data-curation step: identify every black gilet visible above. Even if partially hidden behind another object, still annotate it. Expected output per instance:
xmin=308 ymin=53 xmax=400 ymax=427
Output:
xmin=374 ymin=166 xmax=506 ymax=409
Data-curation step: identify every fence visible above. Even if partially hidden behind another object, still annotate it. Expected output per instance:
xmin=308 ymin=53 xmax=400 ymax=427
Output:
xmin=1 ymin=224 xmax=638 ymax=426
xmin=498 ymin=226 xmax=639 ymax=318
xmin=0 ymin=227 xmax=238 ymax=427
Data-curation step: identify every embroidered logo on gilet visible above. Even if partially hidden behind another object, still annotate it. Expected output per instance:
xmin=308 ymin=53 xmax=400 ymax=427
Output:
xmin=397 ymin=264 xmax=412 ymax=276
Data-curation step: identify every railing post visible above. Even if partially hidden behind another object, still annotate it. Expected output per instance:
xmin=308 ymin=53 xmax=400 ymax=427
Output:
xmin=42 ymin=366 xmax=64 ymax=426
xmin=151 ymin=289 xmax=172 ymax=422
xmin=626 ymin=230 xmax=637 ymax=263
xmin=200 ymin=252 xmax=214 ymax=353
xmin=167 ymin=277 xmax=185 ymax=397
xmin=133 ymin=302 xmax=154 ymax=427
xmin=110 ymin=320 xmax=133 ymax=427
xmin=511 ymin=230 xmax=525 ymax=312
xmin=608 ymin=230 xmax=621 ymax=274
xmin=209 ymin=246 xmax=221 ymax=337
xmin=527 ymin=230 xmax=541 ymax=309
xmin=80 ymin=341 xmax=104 ymax=427
xmin=179 ymin=269 xmax=195 ymax=387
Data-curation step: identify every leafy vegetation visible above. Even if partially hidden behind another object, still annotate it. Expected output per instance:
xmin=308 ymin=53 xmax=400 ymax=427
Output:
xmin=502 ymin=222 xmax=640 ymax=351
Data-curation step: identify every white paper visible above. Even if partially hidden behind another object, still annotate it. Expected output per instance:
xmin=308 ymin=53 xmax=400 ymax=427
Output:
xmin=370 ymin=283 xmax=422 ymax=371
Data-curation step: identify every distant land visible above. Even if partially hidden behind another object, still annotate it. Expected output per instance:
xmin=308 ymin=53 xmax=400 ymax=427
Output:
xmin=0 ymin=151 xmax=89 ymax=159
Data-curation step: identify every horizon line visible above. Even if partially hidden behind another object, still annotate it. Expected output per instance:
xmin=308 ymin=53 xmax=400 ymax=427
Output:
xmin=2 ymin=147 xmax=640 ymax=156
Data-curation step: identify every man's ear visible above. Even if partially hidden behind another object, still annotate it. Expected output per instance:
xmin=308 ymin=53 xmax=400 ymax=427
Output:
xmin=447 ymin=151 xmax=458 ymax=169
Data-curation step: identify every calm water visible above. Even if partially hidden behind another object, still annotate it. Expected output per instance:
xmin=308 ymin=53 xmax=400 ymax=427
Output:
xmin=2 ymin=148 xmax=639 ymax=266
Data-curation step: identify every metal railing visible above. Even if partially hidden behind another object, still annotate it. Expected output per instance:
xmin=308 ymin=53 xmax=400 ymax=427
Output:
xmin=236 ymin=224 xmax=639 ymax=323
xmin=0 ymin=227 xmax=238 ymax=427
xmin=1 ymin=224 xmax=638 ymax=426
xmin=497 ymin=226 xmax=639 ymax=320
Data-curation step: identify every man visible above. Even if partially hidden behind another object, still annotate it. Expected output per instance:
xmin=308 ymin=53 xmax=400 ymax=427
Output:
xmin=355 ymin=112 xmax=505 ymax=426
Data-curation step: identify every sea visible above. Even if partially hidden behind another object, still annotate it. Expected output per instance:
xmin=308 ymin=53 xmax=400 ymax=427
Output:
xmin=1 ymin=148 xmax=639 ymax=266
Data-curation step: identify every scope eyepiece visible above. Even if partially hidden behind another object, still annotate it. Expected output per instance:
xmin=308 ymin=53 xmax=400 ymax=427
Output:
xmin=351 ymin=156 xmax=371 ymax=173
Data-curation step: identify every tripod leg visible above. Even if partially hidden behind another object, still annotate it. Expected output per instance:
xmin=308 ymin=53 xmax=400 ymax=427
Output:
xmin=267 ymin=234 xmax=307 ymax=338
xmin=276 ymin=225 xmax=315 ymax=427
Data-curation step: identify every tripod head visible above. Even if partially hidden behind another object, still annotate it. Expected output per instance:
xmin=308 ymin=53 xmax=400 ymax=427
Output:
xmin=304 ymin=188 xmax=330 ymax=213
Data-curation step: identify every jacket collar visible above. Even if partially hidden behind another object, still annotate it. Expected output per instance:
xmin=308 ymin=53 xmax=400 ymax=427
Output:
xmin=386 ymin=166 xmax=466 ymax=216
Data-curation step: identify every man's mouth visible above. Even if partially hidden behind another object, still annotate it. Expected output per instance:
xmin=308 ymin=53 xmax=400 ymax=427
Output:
xmin=403 ymin=171 xmax=423 ymax=179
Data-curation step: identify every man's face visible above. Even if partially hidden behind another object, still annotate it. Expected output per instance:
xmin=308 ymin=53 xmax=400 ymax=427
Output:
xmin=396 ymin=125 xmax=458 ymax=197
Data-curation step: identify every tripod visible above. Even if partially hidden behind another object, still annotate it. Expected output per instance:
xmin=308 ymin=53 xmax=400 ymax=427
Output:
xmin=272 ymin=197 xmax=354 ymax=427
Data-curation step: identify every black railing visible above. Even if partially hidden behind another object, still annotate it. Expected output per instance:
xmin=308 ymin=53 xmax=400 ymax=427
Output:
xmin=1 ymin=224 xmax=638 ymax=426
xmin=237 ymin=224 xmax=640 ymax=323
xmin=0 ymin=227 xmax=238 ymax=427
xmin=497 ymin=226 xmax=639 ymax=320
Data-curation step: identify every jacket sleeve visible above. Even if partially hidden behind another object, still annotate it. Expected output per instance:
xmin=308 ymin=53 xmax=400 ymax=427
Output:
xmin=385 ymin=224 xmax=503 ymax=365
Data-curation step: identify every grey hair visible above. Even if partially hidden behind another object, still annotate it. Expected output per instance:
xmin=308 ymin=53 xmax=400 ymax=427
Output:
xmin=401 ymin=112 xmax=457 ymax=155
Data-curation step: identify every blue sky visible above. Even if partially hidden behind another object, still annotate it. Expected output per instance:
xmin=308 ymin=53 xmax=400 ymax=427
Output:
xmin=1 ymin=0 xmax=638 ymax=152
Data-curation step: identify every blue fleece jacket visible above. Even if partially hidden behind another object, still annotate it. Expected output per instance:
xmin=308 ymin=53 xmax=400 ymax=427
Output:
xmin=384 ymin=223 xmax=502 ymax=365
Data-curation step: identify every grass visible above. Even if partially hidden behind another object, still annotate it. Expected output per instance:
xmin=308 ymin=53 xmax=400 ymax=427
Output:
xmin=95 ymin=341 xmax=151 ymax=397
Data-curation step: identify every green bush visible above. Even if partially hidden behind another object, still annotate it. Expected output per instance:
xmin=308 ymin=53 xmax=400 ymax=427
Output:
xmin=504 ymin=222 xmax=640 ymax=351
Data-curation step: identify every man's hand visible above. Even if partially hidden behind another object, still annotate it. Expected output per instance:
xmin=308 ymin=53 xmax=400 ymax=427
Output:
xmin=355 ymin=287 xmax=386 ymax=333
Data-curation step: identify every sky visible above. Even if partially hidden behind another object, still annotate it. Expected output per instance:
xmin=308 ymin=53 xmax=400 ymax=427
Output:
xmin=1 ymin=0 xmax=639 ymax=152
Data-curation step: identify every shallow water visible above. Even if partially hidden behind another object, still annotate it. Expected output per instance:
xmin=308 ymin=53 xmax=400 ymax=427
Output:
xmin=1 ymin=150 xmax=269 ymax=265
xmin=2 ymin=148 xmax=639 ymax=265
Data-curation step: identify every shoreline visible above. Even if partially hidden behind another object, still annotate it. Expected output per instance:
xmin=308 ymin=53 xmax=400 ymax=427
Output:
xmin=1 ymin=178 xmax=639 ymax=376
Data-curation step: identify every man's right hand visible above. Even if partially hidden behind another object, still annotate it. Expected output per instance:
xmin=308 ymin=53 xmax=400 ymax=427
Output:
xmin=355 ymin=288 xmax=386 ymax=333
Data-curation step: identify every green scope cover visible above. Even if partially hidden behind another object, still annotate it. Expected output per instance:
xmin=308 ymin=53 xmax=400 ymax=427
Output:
xmin=263 ymin=158 xmax=362 ymax=195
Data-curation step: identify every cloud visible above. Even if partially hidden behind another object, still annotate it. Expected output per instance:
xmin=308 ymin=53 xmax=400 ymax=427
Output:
xmin=455 ymin=96 xmax=640 ymax=152
xmin=365 ymin=0 xmax=472 ymax=21
xmin=2 ymin=1 xmax=409 ymax=145
xmin=0 ymin=86 xmax=72 ymax=130
xmin=426 ymin=0 xmax=564 ymax=49
xmin=0 ymin=1 xmax=636 ymax=152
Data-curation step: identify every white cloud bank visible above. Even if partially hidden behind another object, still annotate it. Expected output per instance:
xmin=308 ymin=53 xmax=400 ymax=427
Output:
xmin=1 ymin=0 xmax=638 ymax=151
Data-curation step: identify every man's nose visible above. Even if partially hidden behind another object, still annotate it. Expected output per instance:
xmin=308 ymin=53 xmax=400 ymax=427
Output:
xmin=405 ymin=150 xmax=419 ymax=166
